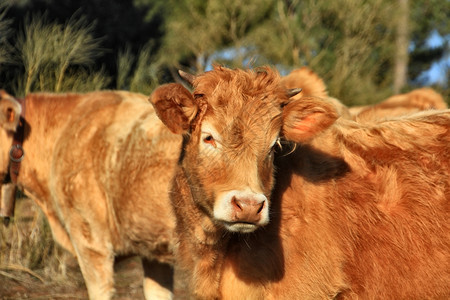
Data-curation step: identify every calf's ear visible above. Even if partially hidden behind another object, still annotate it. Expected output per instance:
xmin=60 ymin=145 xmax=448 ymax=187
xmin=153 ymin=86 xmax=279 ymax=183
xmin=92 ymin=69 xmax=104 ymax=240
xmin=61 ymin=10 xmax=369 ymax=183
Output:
xmin=150 ymin=83 xmax=198 ymax=134
xmin=0 ymin=90 xmax=22 ymax=132
xmin=282 ymin=96 xmax=338 ymax=143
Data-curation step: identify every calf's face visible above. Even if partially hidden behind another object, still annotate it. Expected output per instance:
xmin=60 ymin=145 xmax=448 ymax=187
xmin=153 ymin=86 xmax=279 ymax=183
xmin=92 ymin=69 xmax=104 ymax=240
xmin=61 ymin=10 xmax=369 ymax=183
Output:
xmin=151 ymin=67 xmax=338 ymax=233
xmin=185 ymin=85 xmax=282 ymax=233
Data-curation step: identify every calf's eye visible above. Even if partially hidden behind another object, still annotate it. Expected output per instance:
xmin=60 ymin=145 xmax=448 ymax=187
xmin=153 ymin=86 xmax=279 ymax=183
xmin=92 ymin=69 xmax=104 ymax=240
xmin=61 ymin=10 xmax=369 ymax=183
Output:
xmin=269 ymin=138 xmax=281 ymax=153
xmin=203 ymin=135 xmax=217 ymax=148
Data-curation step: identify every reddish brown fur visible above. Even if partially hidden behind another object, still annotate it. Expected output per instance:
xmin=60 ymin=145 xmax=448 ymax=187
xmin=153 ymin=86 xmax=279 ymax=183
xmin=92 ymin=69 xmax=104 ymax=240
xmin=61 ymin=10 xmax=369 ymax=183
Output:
xmin=151 ymin=67 xmax=450 ymax=299
xmin=280 ymin=69 xmax=448 ymax=122
xmin=0 ymin=90 xmax=181 ymax=299
xmin=280 ymin=67 xmax=352 ymax=119
xmin=279 ymin=67 xmax=329 ymax=99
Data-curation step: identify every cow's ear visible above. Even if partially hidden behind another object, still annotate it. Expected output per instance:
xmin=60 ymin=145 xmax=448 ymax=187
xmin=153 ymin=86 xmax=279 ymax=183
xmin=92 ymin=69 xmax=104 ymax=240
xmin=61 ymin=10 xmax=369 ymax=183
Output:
xmin=0 ymin=90 xmax=22 ymax=132
xmin=150 ymin=83 xmax=198 ymax=134
xmin=281 ymin=97 xmax=338 ymax=143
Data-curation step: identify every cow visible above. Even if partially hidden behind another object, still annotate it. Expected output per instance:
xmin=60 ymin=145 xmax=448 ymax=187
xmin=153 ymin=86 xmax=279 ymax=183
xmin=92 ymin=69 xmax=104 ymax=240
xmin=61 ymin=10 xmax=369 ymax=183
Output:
xmin=150 ymin=66 xmax=450 ymax=299
xmin=0 ymin=90 xmax=181 ymax=299
xmin=280 ymin=67 xmax=448 ymax=122
xmin=350 ymin=87 xmax=448 ymax=122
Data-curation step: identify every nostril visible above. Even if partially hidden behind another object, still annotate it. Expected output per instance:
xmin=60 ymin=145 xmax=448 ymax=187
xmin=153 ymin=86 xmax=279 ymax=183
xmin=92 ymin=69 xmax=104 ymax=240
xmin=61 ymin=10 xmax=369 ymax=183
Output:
xmin=232 ymin=197 xmax=243 ymax=211
xmin=222 ymin=192 xmax=268 ymax=225
xmin=256 ymin=201 xmax=265 ymax=214
xmin=232 ymin=197 xmax=265 ymax=215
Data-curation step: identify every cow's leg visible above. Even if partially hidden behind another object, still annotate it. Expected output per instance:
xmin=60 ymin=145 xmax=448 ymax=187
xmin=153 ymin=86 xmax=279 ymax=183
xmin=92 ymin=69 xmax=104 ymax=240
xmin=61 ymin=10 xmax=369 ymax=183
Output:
xmin=43 ymin=212 xmax=77 ymax=278
xmin=46 ymin=212 xmax=76 ymax=255
xmin=26 ymin=194 xmax=76 ymax=255
xmin=67 ymin=215 xmax=115 ymax=300
xmin=142 ymin=258 xmax=174 ymax=300
xmin=172 ymin=263 xmax=190 ymax=300
xmin=73 ymin=241 xmax=115 ymax=300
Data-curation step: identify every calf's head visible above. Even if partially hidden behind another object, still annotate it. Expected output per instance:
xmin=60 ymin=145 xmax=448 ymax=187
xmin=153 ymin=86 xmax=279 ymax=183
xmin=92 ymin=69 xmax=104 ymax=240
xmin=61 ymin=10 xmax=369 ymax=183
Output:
xmin=151 ymin=66 xmax=338 ymax=233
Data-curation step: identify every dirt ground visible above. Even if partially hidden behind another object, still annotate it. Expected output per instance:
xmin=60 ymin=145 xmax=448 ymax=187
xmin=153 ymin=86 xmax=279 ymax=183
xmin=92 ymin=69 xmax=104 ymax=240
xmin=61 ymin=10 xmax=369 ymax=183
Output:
xmin=0 ymin=255 xmax=146 ymax=300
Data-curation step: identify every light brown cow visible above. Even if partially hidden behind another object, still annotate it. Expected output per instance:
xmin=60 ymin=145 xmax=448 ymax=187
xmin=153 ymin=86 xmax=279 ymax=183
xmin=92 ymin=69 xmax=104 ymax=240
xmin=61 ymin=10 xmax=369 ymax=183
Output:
xmin=350 ymin=87 xmax=448 ymax=122
xmin=150 ymin=66 xmax=450 ymax=299
xmin=0 ymin=90 xmax=181 ymax=299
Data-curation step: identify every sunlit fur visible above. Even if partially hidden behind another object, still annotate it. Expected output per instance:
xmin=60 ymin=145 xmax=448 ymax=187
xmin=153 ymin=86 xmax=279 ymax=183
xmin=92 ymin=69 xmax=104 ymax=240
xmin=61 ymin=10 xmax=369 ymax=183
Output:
xmin=151 ymin=66 xmax=450 ymax=299
xmin=280 ymin=67 xmax=352 ymax=119
xmin=279 ymin=67 xmax=329 ymax=99
xmin=279 ymin=68 xmax=448 ymax=123
xmin=0 ymin=90 xmax=180 ymax=300
xmin=351 ymin=87 xmax=448 ymax=122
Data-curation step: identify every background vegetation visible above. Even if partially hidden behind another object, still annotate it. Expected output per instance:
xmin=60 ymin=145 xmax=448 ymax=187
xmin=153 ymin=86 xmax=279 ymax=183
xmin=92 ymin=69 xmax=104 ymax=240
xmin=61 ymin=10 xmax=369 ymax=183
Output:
xmin=0 ymin=0 xmax=448 ymax=101
xmin=0 ymin=0 xmax=449 ymax=293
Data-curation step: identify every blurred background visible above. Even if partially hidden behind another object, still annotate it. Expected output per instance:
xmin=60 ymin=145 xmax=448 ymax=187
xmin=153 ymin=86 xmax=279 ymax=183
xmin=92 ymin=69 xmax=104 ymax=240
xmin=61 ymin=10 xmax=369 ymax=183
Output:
xmin=0 ymin=0 xmax=449 ymax=298
xmin=0 ymin=0 xmax=449 ymax=104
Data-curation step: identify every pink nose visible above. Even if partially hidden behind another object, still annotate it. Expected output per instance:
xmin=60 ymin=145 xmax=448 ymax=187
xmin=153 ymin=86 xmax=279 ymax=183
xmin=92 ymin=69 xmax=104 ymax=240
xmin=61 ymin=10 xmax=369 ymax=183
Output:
xmin=231 ymin=196 xmax=265 ymax=223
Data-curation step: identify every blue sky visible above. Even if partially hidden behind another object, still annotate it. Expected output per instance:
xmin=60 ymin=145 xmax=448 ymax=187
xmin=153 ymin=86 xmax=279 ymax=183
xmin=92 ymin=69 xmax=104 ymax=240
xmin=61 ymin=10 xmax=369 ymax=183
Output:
xmin=419 ymin=31 xmax=449 ymax=86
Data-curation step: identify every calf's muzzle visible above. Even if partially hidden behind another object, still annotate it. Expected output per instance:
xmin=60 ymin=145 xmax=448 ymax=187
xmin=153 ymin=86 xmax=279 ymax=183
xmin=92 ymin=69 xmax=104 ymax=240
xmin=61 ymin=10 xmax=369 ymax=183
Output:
xmin=231 ymin=196 xmax=265 ymax=223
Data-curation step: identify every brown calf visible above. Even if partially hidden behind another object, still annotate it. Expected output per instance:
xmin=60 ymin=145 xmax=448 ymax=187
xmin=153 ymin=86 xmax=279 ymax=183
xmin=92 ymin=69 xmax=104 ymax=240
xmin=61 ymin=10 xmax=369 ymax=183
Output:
xmin=0 ymin=90 xmax=181 ymax=299
xmin=150 ymin=66 xmax=450 ymax=299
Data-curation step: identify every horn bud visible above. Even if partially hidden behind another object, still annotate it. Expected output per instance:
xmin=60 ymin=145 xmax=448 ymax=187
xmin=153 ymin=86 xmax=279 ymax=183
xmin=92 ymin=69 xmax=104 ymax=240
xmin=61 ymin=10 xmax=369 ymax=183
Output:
xmin=287 ymin=88 xmax=302 ymax=98
xmin=178 ymin=70 xmax=196 ymax=85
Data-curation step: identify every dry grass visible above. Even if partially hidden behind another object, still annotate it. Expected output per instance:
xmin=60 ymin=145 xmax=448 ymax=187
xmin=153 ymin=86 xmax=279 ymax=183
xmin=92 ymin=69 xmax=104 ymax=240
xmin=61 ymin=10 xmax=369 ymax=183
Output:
xmin=5 ymin=10 xmax=160 ymax=97
xmin=0 ymin=198 xmax=75 ymax=282
xmin=14 ymin=13 xmax=110 ymax=96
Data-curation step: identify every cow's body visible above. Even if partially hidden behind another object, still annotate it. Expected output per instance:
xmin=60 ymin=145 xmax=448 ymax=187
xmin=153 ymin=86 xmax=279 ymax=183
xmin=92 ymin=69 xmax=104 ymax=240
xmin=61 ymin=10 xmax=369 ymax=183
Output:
xmin=0 ymin=90 xmax=181 ymax=299
xmin=151 ymin=67 xmax=450 ymax=299
xmin=280 ymin=68 xmax=448 ymax=121
xmin=350 ymin=87 xmax=448 ymax=121
xmin=219 ymin=112 xmax=450 ymax=299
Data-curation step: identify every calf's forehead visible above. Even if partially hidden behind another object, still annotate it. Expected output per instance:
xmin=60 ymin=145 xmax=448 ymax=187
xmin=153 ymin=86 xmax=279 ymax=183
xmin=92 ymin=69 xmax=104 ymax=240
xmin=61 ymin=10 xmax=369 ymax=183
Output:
xmin=202 ymin=103 xmax=282 ymax=150
xmin=194 ymin=67 xmax=286 ymax=139
xmin=194 ymin=67 xmax=285 ymax=99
